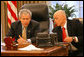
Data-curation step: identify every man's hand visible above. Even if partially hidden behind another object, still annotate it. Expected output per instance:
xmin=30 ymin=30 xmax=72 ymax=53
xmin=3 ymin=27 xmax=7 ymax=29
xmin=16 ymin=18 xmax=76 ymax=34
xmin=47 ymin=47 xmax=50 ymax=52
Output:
xmin=64 ymin=37 xmax=73 ymax=43
xmin=17 ymin=35 xmax=30 ymax=45
xmin=17 ymin=35 xmax=31 ymax=48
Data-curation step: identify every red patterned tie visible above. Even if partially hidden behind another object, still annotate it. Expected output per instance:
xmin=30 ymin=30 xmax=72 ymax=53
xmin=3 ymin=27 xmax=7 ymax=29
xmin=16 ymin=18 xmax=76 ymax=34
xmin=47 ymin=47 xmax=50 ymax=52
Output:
xmin=62 ymin=27 xmax=66 ymax=42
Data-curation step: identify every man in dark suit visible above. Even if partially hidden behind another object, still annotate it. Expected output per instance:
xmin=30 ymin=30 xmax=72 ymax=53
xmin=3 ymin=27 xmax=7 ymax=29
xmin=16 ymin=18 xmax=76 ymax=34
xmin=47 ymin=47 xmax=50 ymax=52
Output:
xmin=52 ymin=10 xmax=83 ymax=56
xmin=6 ymin=9 xmax=40 ymax=44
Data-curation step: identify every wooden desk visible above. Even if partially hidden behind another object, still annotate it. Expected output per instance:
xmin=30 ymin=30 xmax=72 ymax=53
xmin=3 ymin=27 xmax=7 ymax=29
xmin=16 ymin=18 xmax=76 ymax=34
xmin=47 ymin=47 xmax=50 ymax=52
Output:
xmin=1 ymin=44 xmax=69 ymax=56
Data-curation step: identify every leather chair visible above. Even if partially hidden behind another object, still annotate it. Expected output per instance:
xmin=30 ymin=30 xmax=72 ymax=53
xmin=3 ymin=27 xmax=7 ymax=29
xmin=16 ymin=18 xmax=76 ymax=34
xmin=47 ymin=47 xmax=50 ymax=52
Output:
xmin=21 ymin=4 xmax=49 ymax=33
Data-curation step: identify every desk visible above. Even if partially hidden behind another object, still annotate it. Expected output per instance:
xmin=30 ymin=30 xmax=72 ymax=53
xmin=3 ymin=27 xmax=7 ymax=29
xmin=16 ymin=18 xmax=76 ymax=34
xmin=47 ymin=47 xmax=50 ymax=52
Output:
xmin=1 ymin=44 xmax=69 ymax=56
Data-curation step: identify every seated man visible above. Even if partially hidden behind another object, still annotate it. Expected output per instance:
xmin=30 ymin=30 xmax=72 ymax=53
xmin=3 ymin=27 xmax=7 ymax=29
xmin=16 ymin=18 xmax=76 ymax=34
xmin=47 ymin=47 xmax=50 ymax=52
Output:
xmin=6 ymin=9 xmax=40 ymax=44
xmin=52 ymin=10 xmax=83 ymax=56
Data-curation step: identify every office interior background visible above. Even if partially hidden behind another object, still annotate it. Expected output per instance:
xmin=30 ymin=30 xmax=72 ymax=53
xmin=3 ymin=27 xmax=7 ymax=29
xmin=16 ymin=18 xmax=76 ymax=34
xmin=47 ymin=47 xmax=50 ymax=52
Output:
xmin=1 ymin=1 xmax=83 ymax=42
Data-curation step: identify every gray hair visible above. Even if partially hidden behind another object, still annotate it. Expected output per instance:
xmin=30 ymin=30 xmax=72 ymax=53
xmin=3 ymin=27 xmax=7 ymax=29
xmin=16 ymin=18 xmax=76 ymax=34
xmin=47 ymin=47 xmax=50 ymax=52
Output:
xmin=53 ymin=10 xmax=66 ymax=17
xmin=19 ymin=9 xmax=32 ymax=17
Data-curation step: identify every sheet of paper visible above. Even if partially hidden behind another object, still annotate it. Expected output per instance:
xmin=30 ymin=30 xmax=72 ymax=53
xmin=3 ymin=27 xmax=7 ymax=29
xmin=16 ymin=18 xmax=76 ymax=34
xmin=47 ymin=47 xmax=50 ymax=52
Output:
xmin=1 ymin=43 xmax=5 ymax=46
xmin=18 ymin=44 xmax=44 ymax=51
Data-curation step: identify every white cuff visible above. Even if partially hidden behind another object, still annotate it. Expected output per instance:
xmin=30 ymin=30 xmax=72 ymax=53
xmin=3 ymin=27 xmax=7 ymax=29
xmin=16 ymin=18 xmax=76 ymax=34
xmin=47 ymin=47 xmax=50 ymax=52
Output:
xmin=27 ymin=39 xmax=32 ymax=43
xmin=74 ymin=36 xmax=79 ymax=43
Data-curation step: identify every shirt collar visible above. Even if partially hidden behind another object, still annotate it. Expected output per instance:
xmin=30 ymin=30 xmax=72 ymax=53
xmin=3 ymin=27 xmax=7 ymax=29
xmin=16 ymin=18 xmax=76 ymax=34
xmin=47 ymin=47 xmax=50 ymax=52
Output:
xmin=61 ymin=21 xmax=67 ymax=29
xmin=22 ymin=25 xmax=27 ymax=30
xmin=22 ymin=25 xmax=24 ymax=29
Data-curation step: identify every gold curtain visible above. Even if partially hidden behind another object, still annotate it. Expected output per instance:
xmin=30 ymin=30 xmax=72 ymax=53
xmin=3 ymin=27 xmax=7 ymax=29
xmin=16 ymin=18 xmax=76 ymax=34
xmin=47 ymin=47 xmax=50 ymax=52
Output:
xmin=1 ymin=1 xmax=8 ymax=42
xmin=1 ymin=1 xmax=48 ymax=42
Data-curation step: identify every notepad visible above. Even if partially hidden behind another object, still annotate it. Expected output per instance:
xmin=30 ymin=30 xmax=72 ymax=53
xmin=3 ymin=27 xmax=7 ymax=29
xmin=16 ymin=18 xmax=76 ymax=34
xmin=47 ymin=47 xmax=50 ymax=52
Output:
xmin=1 ymin=43 xmax=5 ymax=46
xmin=18 ymin=44 xmax=44 ymax=51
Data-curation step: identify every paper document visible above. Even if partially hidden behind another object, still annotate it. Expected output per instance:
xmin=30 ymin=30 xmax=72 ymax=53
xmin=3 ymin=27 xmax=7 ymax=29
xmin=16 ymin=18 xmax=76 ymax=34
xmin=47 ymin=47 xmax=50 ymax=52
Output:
xmin=18 ymin=44 xmax=44 ymax=51
xmin=1 ymin=43 xmax=5 ymax=46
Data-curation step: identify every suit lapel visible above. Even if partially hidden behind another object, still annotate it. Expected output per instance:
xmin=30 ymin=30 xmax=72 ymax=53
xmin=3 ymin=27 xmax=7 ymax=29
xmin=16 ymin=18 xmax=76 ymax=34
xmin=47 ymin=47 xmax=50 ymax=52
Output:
xmin=53 ymin=26 xmax=62 ymax=42
xmin=58 ymin=26 xmax=62 ymax=42
xmin=17 ymin=22 xmax=22 ymax=37
xmin=27 ymin=21 xmax=32 ymax=39
xmin=67 ymin=20 xmax=74 ymax=36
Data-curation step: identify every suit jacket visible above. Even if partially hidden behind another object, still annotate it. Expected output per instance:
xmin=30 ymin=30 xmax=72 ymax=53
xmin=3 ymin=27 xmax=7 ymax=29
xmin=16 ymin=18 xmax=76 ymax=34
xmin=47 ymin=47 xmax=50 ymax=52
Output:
xmin=6 ymin=20 xmax=40 ymax=43
xmin=53 ymin=19 xmax=83 ymax=50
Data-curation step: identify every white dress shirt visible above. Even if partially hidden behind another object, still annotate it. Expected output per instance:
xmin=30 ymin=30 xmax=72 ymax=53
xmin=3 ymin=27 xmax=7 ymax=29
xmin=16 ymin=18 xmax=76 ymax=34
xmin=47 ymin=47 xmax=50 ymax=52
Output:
xmin=61 ymin=21 xmax=69 ymax=37
xmin=22 ymin=25 xmax=32 ymax=43
xmin=61 ymin=21 xmax=78 ymax=43
xmin=61 ymin=21 xmax=78 ymax=51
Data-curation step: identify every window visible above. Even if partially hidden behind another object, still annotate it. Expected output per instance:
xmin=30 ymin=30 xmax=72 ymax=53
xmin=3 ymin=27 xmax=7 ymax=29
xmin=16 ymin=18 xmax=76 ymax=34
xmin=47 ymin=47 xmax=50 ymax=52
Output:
xmin=50 ymin=1 xmax=83 ymax=18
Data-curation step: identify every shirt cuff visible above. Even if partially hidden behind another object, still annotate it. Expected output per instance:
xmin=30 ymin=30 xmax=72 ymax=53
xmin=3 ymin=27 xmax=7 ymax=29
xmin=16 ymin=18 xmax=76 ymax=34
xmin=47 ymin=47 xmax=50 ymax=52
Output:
xmin=74 ymin=36 xmax=79 ymax=43
xmin=27 ymin=39 xmax=32 ymax=43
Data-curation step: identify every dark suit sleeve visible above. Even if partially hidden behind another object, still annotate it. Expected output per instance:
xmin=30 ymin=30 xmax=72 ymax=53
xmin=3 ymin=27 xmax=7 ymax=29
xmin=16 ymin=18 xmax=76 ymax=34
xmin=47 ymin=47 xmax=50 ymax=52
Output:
xmin=52 ymin=26 xmax=62 ymax=42
xmin=6 ymin=22 xmax=15 ymax=38
xmin=76 ymin=20 xmax=83 ymax=47
xmin=30 ymin=23 xmax=40 ymax=43
xmin=72 ymin=20 xmax=83 ymax=49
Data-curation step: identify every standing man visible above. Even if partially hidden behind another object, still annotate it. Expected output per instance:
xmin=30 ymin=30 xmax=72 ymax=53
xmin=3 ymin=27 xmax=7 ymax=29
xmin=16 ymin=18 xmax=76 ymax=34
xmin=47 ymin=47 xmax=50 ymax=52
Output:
xmin=6 ymin=9 xmax=40 ymax=44
xmin=53 ymin=10 xmax=83 ymax=56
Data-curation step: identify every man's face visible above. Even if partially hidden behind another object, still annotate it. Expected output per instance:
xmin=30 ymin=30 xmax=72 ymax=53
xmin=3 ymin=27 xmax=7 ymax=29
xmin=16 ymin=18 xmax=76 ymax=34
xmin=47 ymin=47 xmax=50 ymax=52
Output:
xmin=19 ymin=13 xmax=31 ymax=27
xmin=53 ymin=14 xmax=66 ymax=27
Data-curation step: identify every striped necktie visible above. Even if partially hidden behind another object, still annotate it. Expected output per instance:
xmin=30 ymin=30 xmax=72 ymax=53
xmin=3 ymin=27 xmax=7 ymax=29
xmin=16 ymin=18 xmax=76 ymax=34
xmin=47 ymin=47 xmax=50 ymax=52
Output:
xmin=22 ymin=27 xmax=27 ymax=40
xmin=62 ymin=27 xmax=66 ymax=42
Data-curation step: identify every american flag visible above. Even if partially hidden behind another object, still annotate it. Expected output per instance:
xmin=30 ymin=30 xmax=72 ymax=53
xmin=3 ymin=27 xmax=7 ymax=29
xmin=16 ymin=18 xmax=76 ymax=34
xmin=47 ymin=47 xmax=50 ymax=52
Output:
xmin=7 ymin=1 xmax=18 ymax=28
xmin=7 ymin=1 xmax=18 ymax=41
